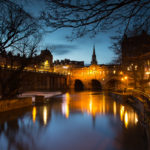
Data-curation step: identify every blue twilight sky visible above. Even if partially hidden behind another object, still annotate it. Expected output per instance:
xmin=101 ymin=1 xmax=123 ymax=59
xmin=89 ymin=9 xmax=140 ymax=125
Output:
xmin=18 ymin=0 xmax=116 ymax=65
xmin=42 ymin=29 xmax=116 ymax=65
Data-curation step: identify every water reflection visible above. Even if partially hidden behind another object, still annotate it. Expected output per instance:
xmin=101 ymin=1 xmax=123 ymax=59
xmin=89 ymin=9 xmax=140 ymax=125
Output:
xmin=0 ymin=91 xmax=148 ymax=150
xmin=119 ymin=104 xmax=138 ymax=128
xmin=43 ymin=106 xmax=47 ymax=125
xmin=61 ymin=92 xmax=138 ymax=128
xmin=32 ymin=106 xmax=36 ymax=123
xmin=62 ymin=92 xmax=70 ymax=118
xmin=113 ymin=101 xmax=117 ymax=116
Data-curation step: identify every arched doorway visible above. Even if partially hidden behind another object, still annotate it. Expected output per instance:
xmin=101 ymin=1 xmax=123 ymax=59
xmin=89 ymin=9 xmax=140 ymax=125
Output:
xmin=106 ymin=79 xmax=122 ymax=90
xmin=91 ymin=79 xmax=102 ymax=91
xmin=74 ymin=79 xmax=84 ymax=91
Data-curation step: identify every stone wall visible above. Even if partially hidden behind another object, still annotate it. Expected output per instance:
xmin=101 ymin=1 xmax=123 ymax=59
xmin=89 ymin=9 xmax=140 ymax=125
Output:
xmin=0 ymin=69 xmax=67 ymax=95
xmin=0 ymin=97 xmax=32 ymax=112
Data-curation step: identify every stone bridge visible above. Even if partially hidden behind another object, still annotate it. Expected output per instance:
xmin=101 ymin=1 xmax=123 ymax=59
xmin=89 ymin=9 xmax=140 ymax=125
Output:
xmin=67 ymin=64 xmax=127 ymax=90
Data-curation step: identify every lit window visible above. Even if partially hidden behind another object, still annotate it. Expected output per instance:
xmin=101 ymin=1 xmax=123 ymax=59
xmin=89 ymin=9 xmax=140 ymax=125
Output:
xmin=127 ymin=67 xmax=130 ymax=71
xmin=113 ymin=70 xmax=116 ymax=74
xmin=120 ymin=71 xmax=123 ymax=75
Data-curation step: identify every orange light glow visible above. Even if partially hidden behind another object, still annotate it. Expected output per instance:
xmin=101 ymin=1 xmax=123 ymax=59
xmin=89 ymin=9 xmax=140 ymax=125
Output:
xmin=124 ymin=111 xmax=128 ymax=128
xmin=43 ymin=106 xmax=47 ymax=125
xmin=62 ymin=93 xmax=70 ymax=118
xmin=120 ymin=71 xmax=123 ymax=75
xmin=135 ymin=115 xmax=138 ymax=124
xmin=121 ymin=78 xmax=124 ymax=81
xmin=120 ymin=105 xmax=138 ymax=128
xmin=32 ymin=106 xmax=36 ymax=123
xmin=102 ymin=94 xmax=105 ymax=114
xmin=113 ymin=101 xmax=117 ymax=116
xmin=124 ymin=76 xmax=128 ymax=80
xmin=120 ymin=105 xmax=124 ymax=121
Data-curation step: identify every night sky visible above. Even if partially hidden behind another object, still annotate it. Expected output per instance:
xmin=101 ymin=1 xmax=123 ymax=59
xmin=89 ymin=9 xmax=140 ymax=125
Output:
xmin=18 ymin=0 xmax=116 ymax=65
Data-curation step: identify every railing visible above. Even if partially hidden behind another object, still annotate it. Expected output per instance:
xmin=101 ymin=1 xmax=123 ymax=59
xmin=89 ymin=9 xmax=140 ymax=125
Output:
xmin=130 ymin=89 xmax=150 ymax=102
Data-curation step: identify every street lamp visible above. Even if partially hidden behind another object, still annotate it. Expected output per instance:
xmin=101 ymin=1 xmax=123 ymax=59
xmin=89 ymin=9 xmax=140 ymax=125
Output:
xmin=121 ymin=76 xmax=128 ymax=93
xmin=124 ymin=76 xmax=128 ymax=80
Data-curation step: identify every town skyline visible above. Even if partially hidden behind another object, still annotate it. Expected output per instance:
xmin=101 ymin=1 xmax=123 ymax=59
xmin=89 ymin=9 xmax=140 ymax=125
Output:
xmin=16 ymin=0 xmax=116 ymax=65
xmin=41 ymin=29 xmax=116 ymax=65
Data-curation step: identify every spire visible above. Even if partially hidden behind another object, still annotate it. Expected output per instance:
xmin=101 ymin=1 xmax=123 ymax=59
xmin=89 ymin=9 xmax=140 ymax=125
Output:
xmin=91 ymin=45 xmax=97 ymax=65
xmin=93 ymin=45 xmax=95 ymax=55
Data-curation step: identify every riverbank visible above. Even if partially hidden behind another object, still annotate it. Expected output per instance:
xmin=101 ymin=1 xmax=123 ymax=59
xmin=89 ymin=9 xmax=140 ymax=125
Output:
xmin=0 ymin=91 xmax=63 ymax=112
xmin=109 ymin=91 xmax=150 ymax=150
xmin=0 ymin=97 xmax=32 ymax=112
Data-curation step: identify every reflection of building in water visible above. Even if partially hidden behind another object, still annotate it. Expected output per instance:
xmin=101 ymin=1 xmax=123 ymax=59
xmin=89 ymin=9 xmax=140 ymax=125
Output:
xmin=62 ymin=92 xmax=70 ymax=118
xmin=32 ymin=106 xmax=36 ymax=123
xmin=61 ymin=92 xmax=138 ymax=128
xmin=43 ymin=106 xmax=48 ymax=125
xmin=32 ymin=105 xmax=52 ymax=126
xmin=120 ymin=105 xmax=138 ymax=128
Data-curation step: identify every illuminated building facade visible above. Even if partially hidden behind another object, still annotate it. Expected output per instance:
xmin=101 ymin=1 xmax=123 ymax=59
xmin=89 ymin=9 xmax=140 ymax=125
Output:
xmin=121 ymin=31 xmax=150 ymax=88
xmin=0 ymin=46 xmax=129 ymax=91
xmin=54 ymin=46 xmax=125 ymax=90
xmin=54 ymin=59 xmax=84 ymax=75
xmin=122 ymin=31 xmax=150 ymax=65
xmin=0 ymin=49 xmax=54 ymax=72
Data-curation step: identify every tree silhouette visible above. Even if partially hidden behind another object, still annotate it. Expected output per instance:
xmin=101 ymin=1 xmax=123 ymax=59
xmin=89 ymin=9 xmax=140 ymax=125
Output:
xmin=42 ymin=0 xmax=150 ymax=38
xmin=0 ymin=0 xmax=42 ymax=99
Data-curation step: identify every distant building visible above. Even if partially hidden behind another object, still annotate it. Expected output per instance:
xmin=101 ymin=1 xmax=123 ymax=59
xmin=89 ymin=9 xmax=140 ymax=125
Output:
xmin=122 ymin=30 xmax=150 ymax=65
xmin=91 ymin=45 xmax=97 ymax=65
xmin=33 ymin=49 xmax=53 ymax=72
xmin=0 ymin=49 xmax=54 ymax=72
xmin=121 ymin=31 xmax=150 ymax=87
xmin=54 ymin=59 xmax=84 ymax=75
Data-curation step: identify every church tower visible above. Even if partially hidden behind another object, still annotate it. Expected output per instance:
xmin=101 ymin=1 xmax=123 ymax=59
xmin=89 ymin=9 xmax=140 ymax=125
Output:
xmin=91 ymin=45 xmax=97 ymax=65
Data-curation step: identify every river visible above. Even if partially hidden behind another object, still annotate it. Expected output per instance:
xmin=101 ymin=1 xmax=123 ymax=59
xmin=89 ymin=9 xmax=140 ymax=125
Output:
xmin=0 ymin=91 xmax=148 ymax=150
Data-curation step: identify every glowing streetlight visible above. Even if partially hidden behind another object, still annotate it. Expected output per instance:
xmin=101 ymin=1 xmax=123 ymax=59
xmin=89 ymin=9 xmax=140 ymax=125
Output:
xmin=124 ymin=76 xmax=128 ymax=80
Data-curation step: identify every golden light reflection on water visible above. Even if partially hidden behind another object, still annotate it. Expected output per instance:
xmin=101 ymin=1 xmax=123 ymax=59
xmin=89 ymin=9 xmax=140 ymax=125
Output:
xmin=113 ymin=101 xmax=117 ymax=116
xmin=32 ymin=106 xmax=36 ymax=123
xmin=61 ymin=92 xmax=139 ymax=128
xmin=102 ymin=94 xmax=105 ymax=114
xmin=43 ymin=106 xmax=48 ymax=125
xmin=62 ymin=92 xmax=70 ymax=118
xmin=125 ymin=111 xmax=128 ymax=128
xmin=120 ymin=105 xmax=125 ymax=121
xmin=120 ymin=105 xmax=138 ymax=128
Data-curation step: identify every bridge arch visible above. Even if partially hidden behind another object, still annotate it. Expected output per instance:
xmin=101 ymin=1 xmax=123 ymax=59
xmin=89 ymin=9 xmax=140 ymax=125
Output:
xmin=74 ymin=79 xmax=84 ymax=91
xmin=105 ymin=79 xmax=123 ymax=90
xmin=91 ymin=79 xmax=102 ymax=91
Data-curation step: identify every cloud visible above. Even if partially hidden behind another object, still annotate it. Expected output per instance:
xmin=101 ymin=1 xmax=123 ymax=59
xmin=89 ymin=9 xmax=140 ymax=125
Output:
xmin=47 ymin=44 xmax=78 ymax=55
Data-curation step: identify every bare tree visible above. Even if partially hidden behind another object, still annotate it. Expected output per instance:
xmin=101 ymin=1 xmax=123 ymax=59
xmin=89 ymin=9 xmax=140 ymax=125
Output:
xmin=42 ymin=0 xmax=150 ymax=39
xmin=0 ymin=0 xmax=39 ymax=53
xmin=0 ymin=0 xmax=42 ymax=99
xmin=110 ymin=35 xmax=122 ymax=64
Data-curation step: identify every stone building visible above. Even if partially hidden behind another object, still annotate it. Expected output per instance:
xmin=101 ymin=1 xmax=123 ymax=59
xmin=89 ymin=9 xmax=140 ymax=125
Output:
xmin=122 ymin=31 xmax=150 ymax=66
xmin=121 ymin=31 xmax=150 ymax=88
xmin=54 ymin=59 xmax=84 ymax=75
xmin=0 ymin=49 xmax=54 ymax=72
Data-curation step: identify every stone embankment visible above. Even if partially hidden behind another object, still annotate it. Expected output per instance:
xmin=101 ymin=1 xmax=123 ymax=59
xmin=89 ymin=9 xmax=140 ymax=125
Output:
xmin=0 ymin=97 xmax=32 ymax=112
xmin=0 ymin=91 xmax=63 ymax=112
xmin=109 ymin=92 xmax=145 ymax=114
xmin=109 ymin=91 xmax=150 ymax=150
